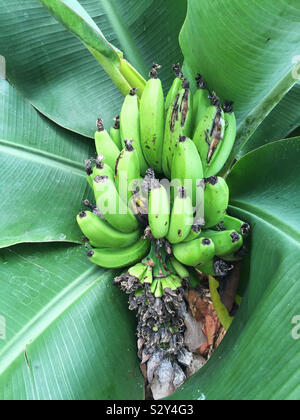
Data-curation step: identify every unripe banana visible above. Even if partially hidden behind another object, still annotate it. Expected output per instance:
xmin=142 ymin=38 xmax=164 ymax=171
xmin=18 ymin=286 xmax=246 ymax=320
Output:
xmin=109 ymin=116 xmax=122 ymax=150
xmin=173 ymin=237 xmax=215 ymax=267
xmin=204 ymin=101 xmax=237 ymax=177
xmin=86 ymin=156 xmax=114 ymax=189
xmin=183 ymin=223 xmax=202 ymax=243
xmin=192 ymin=74 xmax=211 ymax=136
xmin=120 ymin=88 xmax=148 ymax=175
xmin=217 ymin=214 xmax=251 ymax=237
xmin=171 ymin=136 xmax=204 ymax=206
xmin=165 ymin=63 xmax=183 ymax=114
xmin=93 ymin=175 xmax=139 ymax=233
xmin=140 ymin=65 xmax=165 ymax=173
xmin=148 ymin=181 xmax=170 ymax=239
xmin=170 ymin=257 xmax=189 ymax=280
xmin=115 ymin=140 xmax=141 ymax=202
xmin=77 ymin=211 xmax=141 ymax=249
xmin=193 ymin=93 xmax=226 ymax=177
xmin=203 ymin=177 xmax=229 ymax=228
xmin=201 ymin=230 xmax=243 ymax=257
xmin=88 ymin=237 xmax=150 ymax=269
xmin=167 ymin=187 xmax=193 ymax=244
xmin=94 ymin=119 xmax=120 ymax=170
xmin=196 ymin=258 xmax=234 ymax=277
xmin=162 ymin=79 xmax=193 ymax=178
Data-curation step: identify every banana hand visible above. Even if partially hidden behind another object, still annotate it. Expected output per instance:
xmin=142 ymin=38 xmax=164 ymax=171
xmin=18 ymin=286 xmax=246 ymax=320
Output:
xmin=88 ymin=238 xmax=151 ymax=269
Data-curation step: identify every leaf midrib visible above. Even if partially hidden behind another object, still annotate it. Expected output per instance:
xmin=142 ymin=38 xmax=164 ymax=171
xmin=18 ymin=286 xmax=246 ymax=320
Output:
xmin=0 ymin=138 xmax=85 ymax=176
xmin=0 ymin=248 xmax=108 ymax=375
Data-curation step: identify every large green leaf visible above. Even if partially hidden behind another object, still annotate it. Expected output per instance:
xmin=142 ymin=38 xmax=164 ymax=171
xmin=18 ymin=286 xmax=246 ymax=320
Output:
xmin=0 ymin=79 xmax=93 ymax=248
xmin=168 ymin=139 xmax=300 ymax=400
xmin=239 ymin=83 xmax=300 ymax=157
xmin=0 ymin=243 xmax=143 ymax=400
xmin=180 ymin=0 xmax=300 ymax=165
xmin=0 ymin=0 xmax=187 ymax=137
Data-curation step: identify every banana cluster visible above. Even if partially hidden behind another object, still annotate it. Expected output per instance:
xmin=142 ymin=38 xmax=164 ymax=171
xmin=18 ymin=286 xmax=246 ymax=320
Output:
xmin=77 ymin=64 xmax=250 ymax=363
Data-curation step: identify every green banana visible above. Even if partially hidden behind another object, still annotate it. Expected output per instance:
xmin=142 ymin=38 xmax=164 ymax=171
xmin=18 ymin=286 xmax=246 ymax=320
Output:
xmin=173 ymin=237 xmax=215 ymax=267
xmin=192 ymin=74 xmax=211 ymax=136
xmin=120 ymin=88 xmax=148 ymax=175
xmin=140 ymin=65 xmax=165 ymax=173
xmin=217 ymin=214 xmax=251 ymax=236
xmin=86 ymin=156 xmax=114 ymax=189
xmin=183 ymin=223 xmax=202 ymax=243
xmin=162 ymin=79 xmax=193 ymax=178
xmin=148 ymin=181 xmax=170 ymax=239
xmin=110 ymin=116 xmax=122 ymax=150
xmin=77 ymin=211 xmax=142 ymax=249
xmin=167 ymin=187 xmax=193 ymax=244
xmin=165 ymin=63 xmax=183 ymax=114
xmin=204 ymin=100 xmax=237 ymax=177
xmin=171 ymin=136 xmax=204 ymax=205
xmin=115 ymin=140 xmax=141 ymax=202
xmin=93 ymin=175 xmax=139 ymax=233
xmin=203 ymin=177 xmax=229 ymax=228
xmin=170 ymin=257 xmax=189 ymax=279
xmin=196 ymin=258 xmax=234 ymax=277
xmin=193 ymin=93 xmax=226 ymax=177
xmin=94 ymin=119 xmax=120 ymax=170
xmin=201 ymin=230 xmax=243 ymax=257
xmin=88 ymin=237 xmax=150 ymax=269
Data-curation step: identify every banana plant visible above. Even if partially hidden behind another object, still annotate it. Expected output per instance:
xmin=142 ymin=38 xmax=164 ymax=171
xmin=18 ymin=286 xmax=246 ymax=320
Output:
xmin=0 ymin=0 xmax=300 ymax=400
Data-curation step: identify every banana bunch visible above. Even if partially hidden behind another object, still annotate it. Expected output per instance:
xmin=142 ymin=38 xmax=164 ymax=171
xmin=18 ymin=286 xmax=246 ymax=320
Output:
xmin=76 ymin=63 xmax=251 ymax=365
